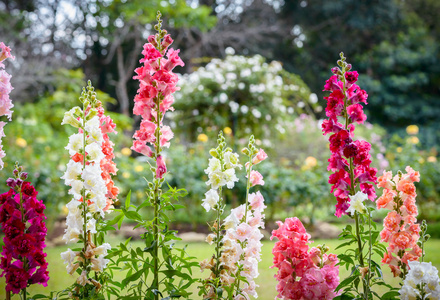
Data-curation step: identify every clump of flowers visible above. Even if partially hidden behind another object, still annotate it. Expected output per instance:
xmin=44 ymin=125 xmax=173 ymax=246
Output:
xmin=200 ymin=134 xmax=267 ymax=299
xmin=399 ymin=261 xmax=440 ymax=300
xmin=0 ymin=163 xmax=49 ymax=297
xmin=60 ymin=81 xmax=118 ymax=298
xmin=321 ymin=53 xmax=377 ymax=217
xmin=271 ymin=217 xmax=340 ymax=300
xmin=377 ymin=166 xmax=422 ymax=278
xmin=0 ymin=42 xmax=15 ymax=169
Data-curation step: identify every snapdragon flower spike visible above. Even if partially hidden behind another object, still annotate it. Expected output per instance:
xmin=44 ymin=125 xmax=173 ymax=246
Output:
xmin=60 ymin=82 xmax=117 ymax=292
xmin=321 ymin=53 xmax=377 ymax=217
xmin=0 ymin=42 xmax=15 ymax=169
xmin=224 ymin=136 xmax=267 ymax=299
xmin=377 ymin=167 xmax=422 ymax=278
xmin=271 ymin=218 xmax=340 ymax=300
xmin=131 ymin=18 xmax=184 ymax=158
xmin=0 ymin=164 xmax=49 ymax=295
xmin=200 ymin=132 xmax=243 ymax=298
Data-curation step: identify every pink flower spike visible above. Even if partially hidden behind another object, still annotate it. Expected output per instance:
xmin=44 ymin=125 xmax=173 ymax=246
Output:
xmin=248 ymin=170 xmax=264 ymax=187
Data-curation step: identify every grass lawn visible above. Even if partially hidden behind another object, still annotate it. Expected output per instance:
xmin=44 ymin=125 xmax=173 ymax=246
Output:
xmin=1 ymin=237 xmax=440 ymax=299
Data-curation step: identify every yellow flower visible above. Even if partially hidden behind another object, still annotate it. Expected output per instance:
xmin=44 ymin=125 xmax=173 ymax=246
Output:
xmin=122 ymin=172 xmax=131 ymax=179
xmin=134 ymin=165 xmax=144 ymax=172
xmin=418 ymin=158 xmax=425 ymax=164
xmin=302 ymin=156 xmax=317 ymax=170
xmin=305 ymin=156 xmax=317 ymax=168
xmin=223 ymin=127 xmax=232 ymax=135
xmin=427 ymin=156 xmax=437 ymax=163
xmin=197 ymin=133 xmax=208 ymax=143
xmin=396 ymin=147 xmax=403 ymax=153
xmin=121 ymin=147 xmax=132 ymax=156
xmin=406 ymin=125 xmax=419 ymax=135
xmin=16 ymin=137 xmax=27 ymax=148
xmin=407 ymin=137 xmax=419 ymax=145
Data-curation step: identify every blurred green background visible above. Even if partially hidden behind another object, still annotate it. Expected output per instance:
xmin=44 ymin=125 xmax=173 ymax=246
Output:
xmin=0 ymin=0 xmax=439 ymax=275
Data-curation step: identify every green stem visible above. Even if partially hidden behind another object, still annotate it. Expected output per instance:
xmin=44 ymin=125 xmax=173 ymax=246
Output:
xmin=367 ymin=211 xmax=372 ymax=297
xmin=214 ymin=187 xmax=223 ymax=279
xmin=82 ymin=103 xmax=89 ymax=274
xmin=235 ymin=155 xmax=253 ymax=296
xmin=243 ymin=155 xmax=253 ymax=221
xmin=342 ymin=68 xmax=369 ymax=299
xmin=152 ymin=95 xmax=162 ymax=300
xmin=18 ymin=187 xmax=28 ymax=300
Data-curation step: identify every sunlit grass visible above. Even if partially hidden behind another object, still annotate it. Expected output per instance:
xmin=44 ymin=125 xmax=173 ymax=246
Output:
xmin=1 ymin=237 xmax=440 ymax=299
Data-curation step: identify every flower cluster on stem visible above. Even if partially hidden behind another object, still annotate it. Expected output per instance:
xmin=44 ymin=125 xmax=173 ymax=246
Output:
xmin=60 ymin=81 xmax=117 ymax=298
xmin=322 ymin=53 xmax=379 ymax=299
xmin=226 ymin=137 xmax=267 ymax=299
xmin=0 ymin=163 xmax=49 ymax=299
xmin=271 ymin=217 xmax=340 ymax=300
xmin=321 ymin=53 xmax=377 ymax=217
xmin=377 ymin=166 xmax=422 ymax=278
xmin=0 ymin=42 xmax=15 ymax=169
xmin=399 ymin=261 xmax=440 ymax=300
xmin=200 ymin=131 xmax=242 ymax=299
xmin=200 ymin=134 xmax=267 ymax=299
xmin=130 ymin=11 xmax=184 ymax=299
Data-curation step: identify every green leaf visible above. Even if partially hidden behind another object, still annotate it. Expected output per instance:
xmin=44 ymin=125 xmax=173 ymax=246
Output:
xmin=381 ymin=291 xmax=400 ymax=300
xmin=336 ymin=275 xmax=358 ymax=291
xmin=124 ymin=210 xmax=143 ymax=222
xmin=125 ymin=190 xmax=132 ymax=210
xmin=122 ymin=269 xmax=144 ymax=286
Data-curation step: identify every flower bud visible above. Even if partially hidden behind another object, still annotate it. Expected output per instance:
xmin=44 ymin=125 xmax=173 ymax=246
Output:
xmin=242 ymin=148 xmax=250 ymax=156
xmin=6 ymin=178 xmax=16 ymax=188
xmin=87 ymin=108 xmax=98 ymax=120
xmin=209 ymin=149 xmax=218 ymax=158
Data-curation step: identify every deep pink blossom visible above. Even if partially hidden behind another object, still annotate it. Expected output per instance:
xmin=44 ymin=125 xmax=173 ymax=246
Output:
xmin=322 ymin=61 xmax=377 ymax=216
xmin=0 ymin=169 xmax=49 ymax=294
xmin=344 ymin=71 xmax=358 ymax=85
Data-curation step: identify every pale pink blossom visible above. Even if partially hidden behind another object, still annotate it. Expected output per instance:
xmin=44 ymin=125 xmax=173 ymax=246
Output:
xmin=252 ymin=148 xmax=268 ymax=165
xmin=248 ymin=170 xmax=264 ymax=187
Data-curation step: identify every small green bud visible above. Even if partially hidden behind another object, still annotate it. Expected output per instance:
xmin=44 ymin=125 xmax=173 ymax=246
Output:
xmin=225 ymin=147 xmax=232 ymax=153
xmin=86 ymin=108 xmax=98 ymax=120
xmin=242 ymin=148 xmax=250 ymax=156
xmin=209 ymin=149 xmax=218 ymax=158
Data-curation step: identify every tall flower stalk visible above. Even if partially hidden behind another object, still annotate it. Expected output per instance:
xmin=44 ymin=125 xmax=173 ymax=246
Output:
xmin=322 ymin=53 xmax=386 ymax=299
xmin=199 ymin=131 xmax=242 ymax=299
xmin=60 ymin=81 xmax=117 ymax=299
xmin=113 ymin=11 xmax=196 ymax=299
xmin=0 ymin=42 xmax=15 ymax=169
xmin=0 ymin=164 xmax=49 ymax=300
